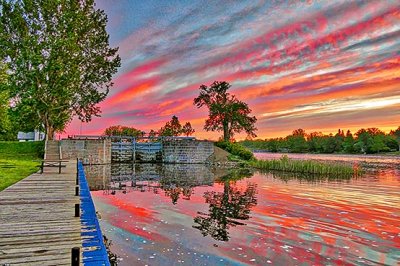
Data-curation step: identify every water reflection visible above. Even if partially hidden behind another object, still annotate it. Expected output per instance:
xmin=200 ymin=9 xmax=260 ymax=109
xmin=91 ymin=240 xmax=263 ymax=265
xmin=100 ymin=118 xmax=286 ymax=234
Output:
xmin=193 ymin=169 xmax=257 ymax=241
xmin=85 ymin=159 xmax=400 ymax=266
xmin=86 ymin=163 xmax=215 ymax=204
xmin=86 ymin=164 xmax=260 ymax=242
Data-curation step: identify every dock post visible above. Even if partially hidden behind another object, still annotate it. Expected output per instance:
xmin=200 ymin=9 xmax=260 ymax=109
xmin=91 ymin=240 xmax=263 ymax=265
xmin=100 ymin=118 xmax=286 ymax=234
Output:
xmin=71 ymin=247 xmax=80 ymax=266
xmin=76 ymin=158 xmax=79 ymax=186
xmin=75 ymin=203 xmax=80 ymax=217
xmin=75 ymin=186 xmax=79 ymax=196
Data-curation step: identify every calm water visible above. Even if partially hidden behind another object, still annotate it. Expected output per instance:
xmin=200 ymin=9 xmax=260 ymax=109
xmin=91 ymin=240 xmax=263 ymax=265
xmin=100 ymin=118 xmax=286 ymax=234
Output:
xmin=85 ymin=153 xmax=400 ymax=266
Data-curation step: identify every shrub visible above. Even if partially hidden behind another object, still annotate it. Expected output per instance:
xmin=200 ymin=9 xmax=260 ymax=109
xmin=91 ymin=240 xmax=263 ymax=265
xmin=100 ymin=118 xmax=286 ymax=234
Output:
xmin=0 ymin=141 xmax=44 ymax=158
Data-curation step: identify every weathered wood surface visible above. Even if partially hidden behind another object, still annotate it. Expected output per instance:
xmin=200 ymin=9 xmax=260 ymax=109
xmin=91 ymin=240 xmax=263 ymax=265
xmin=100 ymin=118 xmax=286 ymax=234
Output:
xmin=0 ymin=161 xmax=82 ymax=265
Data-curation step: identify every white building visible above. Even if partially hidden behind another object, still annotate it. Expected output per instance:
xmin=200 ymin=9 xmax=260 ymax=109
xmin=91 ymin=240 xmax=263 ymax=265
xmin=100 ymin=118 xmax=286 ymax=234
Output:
xmin=17 ymin=129 xmax=45 ymax=141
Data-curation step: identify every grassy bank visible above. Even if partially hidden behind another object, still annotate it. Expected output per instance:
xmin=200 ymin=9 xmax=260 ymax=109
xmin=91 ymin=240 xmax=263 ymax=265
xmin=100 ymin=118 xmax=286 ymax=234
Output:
xmin=0 ymin=141 xmax=44 ymax=191
xmin=215 ymin=141 xmax=255 ymax=161
xmin=248 ymin=155 xmax=361 ymax=178
xmin=215 ymin=142 xmax=361 ymax=178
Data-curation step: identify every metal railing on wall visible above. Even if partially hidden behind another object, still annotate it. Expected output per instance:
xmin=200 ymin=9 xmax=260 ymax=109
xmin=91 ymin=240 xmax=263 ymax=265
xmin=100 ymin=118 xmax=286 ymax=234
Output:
xmin=68 ymin=134 xmax=196 ymax=141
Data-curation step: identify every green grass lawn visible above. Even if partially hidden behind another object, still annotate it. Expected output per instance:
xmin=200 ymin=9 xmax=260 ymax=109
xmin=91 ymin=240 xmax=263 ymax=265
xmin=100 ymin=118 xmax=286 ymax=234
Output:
xmin=0 ymin=141 xmax=44 ymax=191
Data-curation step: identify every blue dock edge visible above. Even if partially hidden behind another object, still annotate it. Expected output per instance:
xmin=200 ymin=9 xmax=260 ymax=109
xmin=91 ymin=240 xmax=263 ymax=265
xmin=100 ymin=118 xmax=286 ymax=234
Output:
xmin=78 ymin=161 xmax=111 ymax=266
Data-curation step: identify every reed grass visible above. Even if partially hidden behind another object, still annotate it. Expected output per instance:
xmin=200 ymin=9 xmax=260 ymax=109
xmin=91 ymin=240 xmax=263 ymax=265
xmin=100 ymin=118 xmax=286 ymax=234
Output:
xmin=248 ymin=155 xmax=362 ymax=178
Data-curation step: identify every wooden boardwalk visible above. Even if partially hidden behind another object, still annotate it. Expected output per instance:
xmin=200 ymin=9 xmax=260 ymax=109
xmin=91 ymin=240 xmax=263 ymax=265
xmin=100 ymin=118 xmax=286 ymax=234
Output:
xmin=0 ymin=161 xmax=82 ymax=265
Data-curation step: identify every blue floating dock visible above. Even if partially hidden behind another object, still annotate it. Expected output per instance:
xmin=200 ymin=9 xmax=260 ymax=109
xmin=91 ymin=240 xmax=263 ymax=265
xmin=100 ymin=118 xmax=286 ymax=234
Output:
xmin=78 ymin=161 xmax=111 ymax=266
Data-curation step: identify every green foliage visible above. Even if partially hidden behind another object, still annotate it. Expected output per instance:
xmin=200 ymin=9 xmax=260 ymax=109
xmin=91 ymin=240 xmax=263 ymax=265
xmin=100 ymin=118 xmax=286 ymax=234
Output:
xmin=342 ymin=130 xmax=355 ymax=153
xmin=104 ymin=118 xmax=194 ymax=138
xmin=390 ymin=126 xmax=400 ymax=150
xmin=0 ymin=141 xmax=44 ymax=158
xmin=148 ymin=129 xmax=158 ymax=138
xmin=0 ymin=62 xmax=13 ymax=140
xmin=0 ymin=90 xmax=12 ymax=140
xmin=240 ymin=127 xmax=400 ymax=154
xmin=369 ymin=135 xmax=390 ymax=153
xmin=194 ymin=81 xmax=257 ymax=141
xmin=384 ymin=135 xmax=398 ymax=150
xmin=287 ymin=130 xmax=308 ymax=153
xmin=104 ymin=125 xmax=144 ymax=138
xmin=182 ymin=122 xmax=195 ymax=137
xmin=0 ymin=0 xmax=121 ymax=139
xmin=159 ymin=115 xmax=182 ymax=136
xmin=0 ymin=141 xmax=44 ymax=190
xmin=249 ymin=155 xmax=361 ymax=178
xmin=215 ymin=141 xmax=255 ymax=161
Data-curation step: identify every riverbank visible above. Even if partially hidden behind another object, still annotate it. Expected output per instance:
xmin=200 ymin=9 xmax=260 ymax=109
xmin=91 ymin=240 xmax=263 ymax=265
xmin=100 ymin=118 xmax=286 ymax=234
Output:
xmin=214 ymin=142 xmax=362 ymax=178
xmin=0 ymin=141 xmax=44 ymax=191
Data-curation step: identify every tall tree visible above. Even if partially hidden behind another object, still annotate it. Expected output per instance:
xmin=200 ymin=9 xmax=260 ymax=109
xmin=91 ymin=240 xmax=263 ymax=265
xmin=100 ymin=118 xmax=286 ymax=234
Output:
xmin=287 ymin=128 xmax=308 ymax=153
xmin=181 ymin=122 xmax=195 ymax=137
xmin=104 ymin=125 xmax=144 ymax=138
xmin=0 ymin=62 xmax=12 ymax=140
xmin=390 ymin=127 xmax=400 ymax=150
xmin=194 ymin=81 xmax=257 ymax=141
xmin=159 ymin=115 xmax=182 ymax=136
xmin=370 ymin=134 xmax=389 ymax=153
xmin=148 ymin=129 xmax=158 ymax=138
xmin=354 ymin=129 xmax=371 ymax=153
xmin=0 ymin=0 xmax=121 ymax=139
xmin=307 ymin=132 xmax=324 ymax=152
xmin=0 ymin=90 xmax=11 ymax=140
xmin=342 ymin=130 xmax=355 ymax=153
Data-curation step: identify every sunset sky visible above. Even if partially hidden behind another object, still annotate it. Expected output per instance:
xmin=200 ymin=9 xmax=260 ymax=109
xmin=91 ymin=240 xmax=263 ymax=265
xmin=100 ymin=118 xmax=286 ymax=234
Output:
xmin=65 ymin=0 xmax=400 ymax=140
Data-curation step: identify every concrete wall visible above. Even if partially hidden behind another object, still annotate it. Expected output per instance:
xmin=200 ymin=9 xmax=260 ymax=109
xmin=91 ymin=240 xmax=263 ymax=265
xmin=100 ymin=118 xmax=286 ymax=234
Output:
xmin=162 ymin=139 xmax=214 ymax=163
xmin=61 ymin=139 xmax=111 ymax=165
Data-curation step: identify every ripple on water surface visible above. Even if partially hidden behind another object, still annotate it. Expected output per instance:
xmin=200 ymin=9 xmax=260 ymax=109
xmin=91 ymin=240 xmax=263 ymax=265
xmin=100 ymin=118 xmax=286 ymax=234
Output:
xmin=86 ymin=155 xmax=400 ymax=266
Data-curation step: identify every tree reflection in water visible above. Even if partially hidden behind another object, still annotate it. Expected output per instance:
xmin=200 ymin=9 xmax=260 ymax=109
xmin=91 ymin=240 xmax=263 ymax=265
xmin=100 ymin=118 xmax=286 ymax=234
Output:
xmin=160 ymin=177 xmax=196 ymax=205
xmin=193 ymin=168 xmax=258 ymax=241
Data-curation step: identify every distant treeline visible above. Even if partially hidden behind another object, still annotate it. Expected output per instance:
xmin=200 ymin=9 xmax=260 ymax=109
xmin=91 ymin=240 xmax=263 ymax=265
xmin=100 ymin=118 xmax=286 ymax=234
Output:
xmin=240 ymin=127 xmax=400 ymax=154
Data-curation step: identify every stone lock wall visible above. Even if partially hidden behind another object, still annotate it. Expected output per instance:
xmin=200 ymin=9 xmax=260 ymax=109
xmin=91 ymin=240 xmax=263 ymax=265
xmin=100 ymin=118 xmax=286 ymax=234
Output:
xmin=62 ymin=138 xmax=214 ymax=164
xmin=162 ymin=139 xmax=214 ymax=163
xmin=61 ymin=139 xmax=111 ymax=165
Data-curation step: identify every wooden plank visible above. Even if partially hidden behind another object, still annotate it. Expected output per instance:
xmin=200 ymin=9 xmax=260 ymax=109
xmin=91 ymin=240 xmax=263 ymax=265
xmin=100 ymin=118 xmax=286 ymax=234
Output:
xmin=0 ymin=160 xmax=82 ymax=266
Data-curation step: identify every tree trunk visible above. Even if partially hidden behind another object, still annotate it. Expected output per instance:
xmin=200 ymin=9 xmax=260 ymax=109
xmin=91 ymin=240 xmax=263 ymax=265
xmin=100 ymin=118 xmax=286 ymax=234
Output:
xmin=44 ymin=116 xmax=54 ymax=140
xmin=44 ymin=117 xmax=49 ymax=141
xmin=47 ymin=126 xmax=55 ymax=140
xmin=223 ymin=122 xmax=229 ymax=142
